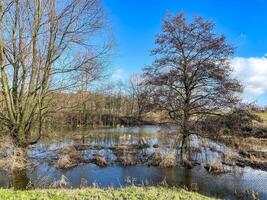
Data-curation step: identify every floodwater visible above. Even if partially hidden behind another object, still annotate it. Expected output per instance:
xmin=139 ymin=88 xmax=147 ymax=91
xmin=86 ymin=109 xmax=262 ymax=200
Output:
xmin=0 ymin=126 xmax=267 ymax=200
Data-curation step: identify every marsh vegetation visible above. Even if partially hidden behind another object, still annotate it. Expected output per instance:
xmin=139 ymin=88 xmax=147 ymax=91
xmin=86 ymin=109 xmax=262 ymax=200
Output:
xmin=0 ymin=1 xmax=266 ymax=200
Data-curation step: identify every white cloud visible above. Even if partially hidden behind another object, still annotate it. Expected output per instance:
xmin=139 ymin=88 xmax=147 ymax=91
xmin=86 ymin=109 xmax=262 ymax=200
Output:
xmin=111 ymin=68 xmax=125 ymax=80
xmin=231 ymin=56 xmax=267 ymax=103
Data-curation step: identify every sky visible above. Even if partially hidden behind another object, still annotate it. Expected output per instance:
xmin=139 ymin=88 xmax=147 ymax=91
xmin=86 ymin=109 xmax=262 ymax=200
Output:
xmin=103 ymin=0 xmax=267 ymax=106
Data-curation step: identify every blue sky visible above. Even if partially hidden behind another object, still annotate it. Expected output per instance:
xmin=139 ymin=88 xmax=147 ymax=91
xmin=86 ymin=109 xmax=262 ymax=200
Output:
xmin=103 ymin=0 xmax=267 ymax=106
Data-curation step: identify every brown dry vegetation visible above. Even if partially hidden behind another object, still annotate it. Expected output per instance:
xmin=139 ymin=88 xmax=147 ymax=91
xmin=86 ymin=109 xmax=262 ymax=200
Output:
xmin=159 ymin=151 xmax=177 ymax=168
xmin=0 ymin=137 xmax=31 ymax=171
xmin=51 ymin=143 xmax=180 ymax=169
xmin=217 ymin=133 xmax=267 ymax=170
xmin=204 ymin=163 xmax=232 ymax=174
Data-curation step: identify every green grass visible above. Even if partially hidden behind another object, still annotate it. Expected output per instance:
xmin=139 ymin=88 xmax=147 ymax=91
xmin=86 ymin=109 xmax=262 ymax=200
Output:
xmin=0 ymin=187 xmax=217 ymax=200
xmin=256 ymin=112 xmax=267 ymax=120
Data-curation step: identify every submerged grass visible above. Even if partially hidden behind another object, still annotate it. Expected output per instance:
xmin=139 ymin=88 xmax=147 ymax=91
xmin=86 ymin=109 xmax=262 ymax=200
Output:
xmin=0 ymin=187 xmax=217 ymax=200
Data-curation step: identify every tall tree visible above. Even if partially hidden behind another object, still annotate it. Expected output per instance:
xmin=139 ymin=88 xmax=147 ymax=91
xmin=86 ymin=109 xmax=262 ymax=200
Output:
xmin=0 ymin=0 xmax=109 ymax=147
xmin=144 ymin=13 xmax=242 ymax=161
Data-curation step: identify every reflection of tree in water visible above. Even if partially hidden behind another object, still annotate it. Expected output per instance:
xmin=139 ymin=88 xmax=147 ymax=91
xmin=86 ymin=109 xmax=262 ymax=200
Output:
xmin=11 ymin=169 xmax=29 ymax=190
xmin=6 ymin=126 xmax=264 ymax=200
xmin=180 ymin=168 xmax=192 ymax=187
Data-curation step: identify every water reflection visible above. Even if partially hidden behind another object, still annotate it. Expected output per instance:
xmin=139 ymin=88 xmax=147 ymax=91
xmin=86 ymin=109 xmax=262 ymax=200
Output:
xmin=0 ymin=126 xmax=266 ymax=200
xmin=11 ymin=169 xmax=29 ymax=190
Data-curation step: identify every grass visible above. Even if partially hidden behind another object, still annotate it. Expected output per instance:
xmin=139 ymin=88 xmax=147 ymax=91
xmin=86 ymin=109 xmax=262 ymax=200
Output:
xmin=221 ymin=135 xmax=267 ymax=152
xmin=0 ymin=187 xmax=217 ymax=200
xmin=255 ymin=112 xmax=267 ymax=120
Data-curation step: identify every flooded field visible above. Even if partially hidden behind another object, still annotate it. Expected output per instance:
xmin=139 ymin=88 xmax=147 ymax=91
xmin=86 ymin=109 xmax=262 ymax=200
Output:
xmin=0 ymin=126 xmax=266 ymax=200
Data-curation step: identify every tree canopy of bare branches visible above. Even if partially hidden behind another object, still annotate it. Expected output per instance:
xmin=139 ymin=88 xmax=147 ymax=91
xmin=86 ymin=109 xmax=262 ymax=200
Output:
xmin=0 ymin=0 xmax=110 ymax=147
xmin=129 ymin=73 xmax=152 ymax=120
xmin=144 ymin=13 xmax=242 ymax=161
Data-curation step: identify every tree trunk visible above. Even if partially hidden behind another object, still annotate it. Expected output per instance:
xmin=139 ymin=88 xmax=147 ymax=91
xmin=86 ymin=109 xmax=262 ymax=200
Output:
xmin=11 ymin=127 xmax=28 ymax=148
xmin=180 ymin=107 xmax=190 ymax=162
xmin=180 ymin=133 xmax=190 ymax=162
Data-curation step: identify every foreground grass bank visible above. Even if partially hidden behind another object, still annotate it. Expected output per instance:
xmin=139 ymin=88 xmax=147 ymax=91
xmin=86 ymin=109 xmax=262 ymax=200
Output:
xmin=0 ymin=187 xmax=216 ymax=200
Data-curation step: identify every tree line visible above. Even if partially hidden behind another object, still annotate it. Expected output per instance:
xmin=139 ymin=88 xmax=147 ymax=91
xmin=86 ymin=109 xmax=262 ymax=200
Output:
xmin=39 ymin=80 xmax=152 ymax=130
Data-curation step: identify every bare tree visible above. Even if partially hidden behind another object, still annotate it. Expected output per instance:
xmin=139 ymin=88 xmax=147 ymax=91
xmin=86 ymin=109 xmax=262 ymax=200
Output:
xmin=129 ymin=73 xmax=151 ymax=121
xmin=0 ymin=0 xmax=110 ymax=147
xmin=144 ymin=13 xmax=242 ymax=161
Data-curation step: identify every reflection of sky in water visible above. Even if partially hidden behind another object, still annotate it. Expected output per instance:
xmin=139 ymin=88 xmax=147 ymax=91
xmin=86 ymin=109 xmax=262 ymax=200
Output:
xmin=25 ymin=164 xmax=267 ymax=200
xmin=0 ymin=125 xmax=266 ymax=200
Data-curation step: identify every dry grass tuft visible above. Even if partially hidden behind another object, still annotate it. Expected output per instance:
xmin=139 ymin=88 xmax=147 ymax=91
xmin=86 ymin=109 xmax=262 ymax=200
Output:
xmin=222 ymin=150 xmax=238 ymax=163
xmin=159 ymin=151 xmax=177 ymax=168
xmin=9 ymin=148 xmax=30 ymax=171
xmin=90 ymin=156 xmax=108 ymax=167
xmin=147 ymin=149 xmax=163 ymax=166
xmin=0 ymin=137 xmax=31 ymax=171
xmin=204 ymin=163 xmax=232 ymax=174
xmin=120 ymin=155 xmax=136 ymax=166
xmin=55 ymin=155 xmax=78 ymax=169
xmin=51 ymin=175 xmax=70 ymax=188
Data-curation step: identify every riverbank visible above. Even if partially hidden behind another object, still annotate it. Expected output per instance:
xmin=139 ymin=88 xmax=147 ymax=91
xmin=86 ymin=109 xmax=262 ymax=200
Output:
xmin=0 ymin=126 xmax=266 ymax=199
xmin=0 ymin=187 xmax=216 ymax=200
xmin=218 ymin=134 xmax=267 ymax=171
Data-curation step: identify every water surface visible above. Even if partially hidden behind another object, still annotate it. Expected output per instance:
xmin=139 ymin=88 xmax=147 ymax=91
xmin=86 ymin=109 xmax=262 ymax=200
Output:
xmin=0 ymin=126 xmax=266 ymax=200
